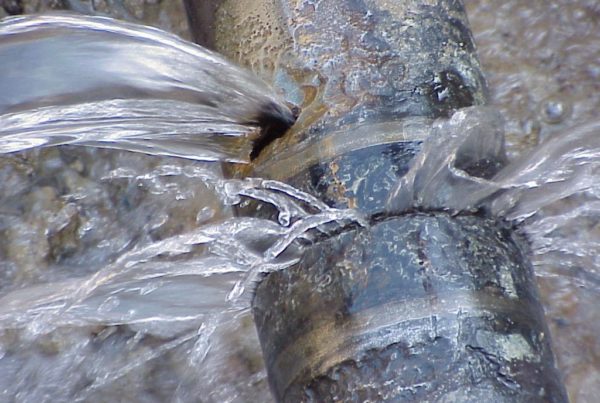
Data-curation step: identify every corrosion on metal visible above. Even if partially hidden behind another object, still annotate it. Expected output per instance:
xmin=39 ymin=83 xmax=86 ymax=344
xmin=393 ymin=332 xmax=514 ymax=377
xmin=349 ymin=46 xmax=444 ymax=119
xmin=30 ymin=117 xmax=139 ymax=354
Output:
xmin=200 ymin=0 xmax=569 ymax=401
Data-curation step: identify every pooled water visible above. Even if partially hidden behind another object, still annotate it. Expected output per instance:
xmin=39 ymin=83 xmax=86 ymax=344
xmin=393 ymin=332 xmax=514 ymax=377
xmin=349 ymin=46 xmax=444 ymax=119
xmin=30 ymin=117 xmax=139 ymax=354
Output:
xmin=0 ymin=7 xmax=598 ymax=403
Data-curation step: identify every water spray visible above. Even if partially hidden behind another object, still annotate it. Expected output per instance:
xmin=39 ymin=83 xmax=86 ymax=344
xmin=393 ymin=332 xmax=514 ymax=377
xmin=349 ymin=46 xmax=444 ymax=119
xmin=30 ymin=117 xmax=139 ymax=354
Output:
xmin=195 ymin=1 xmax=569 ymax=401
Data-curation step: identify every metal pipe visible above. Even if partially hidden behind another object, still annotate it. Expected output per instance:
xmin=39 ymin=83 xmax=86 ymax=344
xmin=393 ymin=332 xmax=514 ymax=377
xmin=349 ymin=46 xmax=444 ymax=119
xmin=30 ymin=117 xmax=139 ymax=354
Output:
xmin=254 ymin=213 xmax=566 ymax=401
xmin=190 ymin=1 xmax=568 ymax=401
xmin=182 ymin=0 xmax=220 ymax=48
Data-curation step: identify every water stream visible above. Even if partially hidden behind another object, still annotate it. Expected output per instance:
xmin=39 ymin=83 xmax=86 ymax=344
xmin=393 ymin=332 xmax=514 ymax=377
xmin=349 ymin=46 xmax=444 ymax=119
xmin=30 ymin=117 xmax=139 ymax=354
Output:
xmin=0 ymin=9 xmax=598 ymax=403
xmin=0 ymin=14 xmax=293 ymax=162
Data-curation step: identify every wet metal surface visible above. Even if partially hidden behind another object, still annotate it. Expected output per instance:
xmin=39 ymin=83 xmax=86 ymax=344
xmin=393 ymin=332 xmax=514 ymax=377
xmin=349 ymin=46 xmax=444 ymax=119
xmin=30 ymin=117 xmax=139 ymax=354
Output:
xmin=254 ymin=213 xmax=566 ymax=402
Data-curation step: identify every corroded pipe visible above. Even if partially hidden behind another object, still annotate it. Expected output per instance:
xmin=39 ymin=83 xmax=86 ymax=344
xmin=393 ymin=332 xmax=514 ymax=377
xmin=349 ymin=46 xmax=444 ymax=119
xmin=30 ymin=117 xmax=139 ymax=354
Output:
xmin=192 ymin=1 xmax=567 ymax=401
xmin=212 ymin=0 xmax=487 ymax=184
xmin=183 ymin=0 xmax=219 ymax=48
xmin=254 ymin=213 xmax=565 ymax=401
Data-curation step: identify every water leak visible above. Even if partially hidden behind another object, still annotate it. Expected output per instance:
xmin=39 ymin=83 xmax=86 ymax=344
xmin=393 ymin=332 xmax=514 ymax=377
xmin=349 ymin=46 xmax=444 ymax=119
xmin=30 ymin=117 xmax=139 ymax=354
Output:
xmin=0 ymin=14 xmax=293 ymax=162
xmin=0 ymin=2 xmax=598 ymax=402
xmin=0 ymin=145 xmax=363 ymax=401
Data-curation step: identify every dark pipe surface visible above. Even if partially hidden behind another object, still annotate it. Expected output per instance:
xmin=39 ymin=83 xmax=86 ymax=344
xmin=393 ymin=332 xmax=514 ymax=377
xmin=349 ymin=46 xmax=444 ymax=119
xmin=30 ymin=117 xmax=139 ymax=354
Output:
xmin=182 ymin=0 xmax=220 ymax=48
xmin=192 ymin=0 xmax=568 ymax=401
xmin=254 ymin=213 xmax=566 ymax=401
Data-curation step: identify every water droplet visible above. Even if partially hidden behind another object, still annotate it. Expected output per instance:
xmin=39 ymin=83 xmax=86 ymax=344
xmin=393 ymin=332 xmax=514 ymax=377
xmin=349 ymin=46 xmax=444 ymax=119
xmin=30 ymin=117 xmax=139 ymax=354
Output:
xmin=539 ymin=98 xmax=571 ymax=124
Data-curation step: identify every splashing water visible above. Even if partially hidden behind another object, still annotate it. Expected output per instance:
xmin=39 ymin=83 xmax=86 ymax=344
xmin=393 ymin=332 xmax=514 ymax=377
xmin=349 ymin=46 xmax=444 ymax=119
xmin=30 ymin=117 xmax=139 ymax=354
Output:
xmin=0 ymin=151 xmax=365 ymax=401
xmin=399 ymin=106 xmax=600 ymax=275
xmin=0 ymin=11 xmax=598 ymax=403
xmin=390 ymin=107 xmax=600 ymax=223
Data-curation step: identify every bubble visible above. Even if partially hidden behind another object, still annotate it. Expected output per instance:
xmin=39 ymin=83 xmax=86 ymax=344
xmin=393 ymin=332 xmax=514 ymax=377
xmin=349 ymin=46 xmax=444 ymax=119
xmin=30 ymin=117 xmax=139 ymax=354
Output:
xmin=539 ymin=98 xmax=571 ymax=124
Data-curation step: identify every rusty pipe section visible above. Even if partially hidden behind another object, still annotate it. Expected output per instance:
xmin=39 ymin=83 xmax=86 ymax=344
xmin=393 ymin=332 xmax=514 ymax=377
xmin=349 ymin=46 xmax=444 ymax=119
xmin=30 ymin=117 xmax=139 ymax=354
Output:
xmin=194 ymin=1 xmax=568 ymax=401
xmin=212 ymin=0 xmax=487 ymax=183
